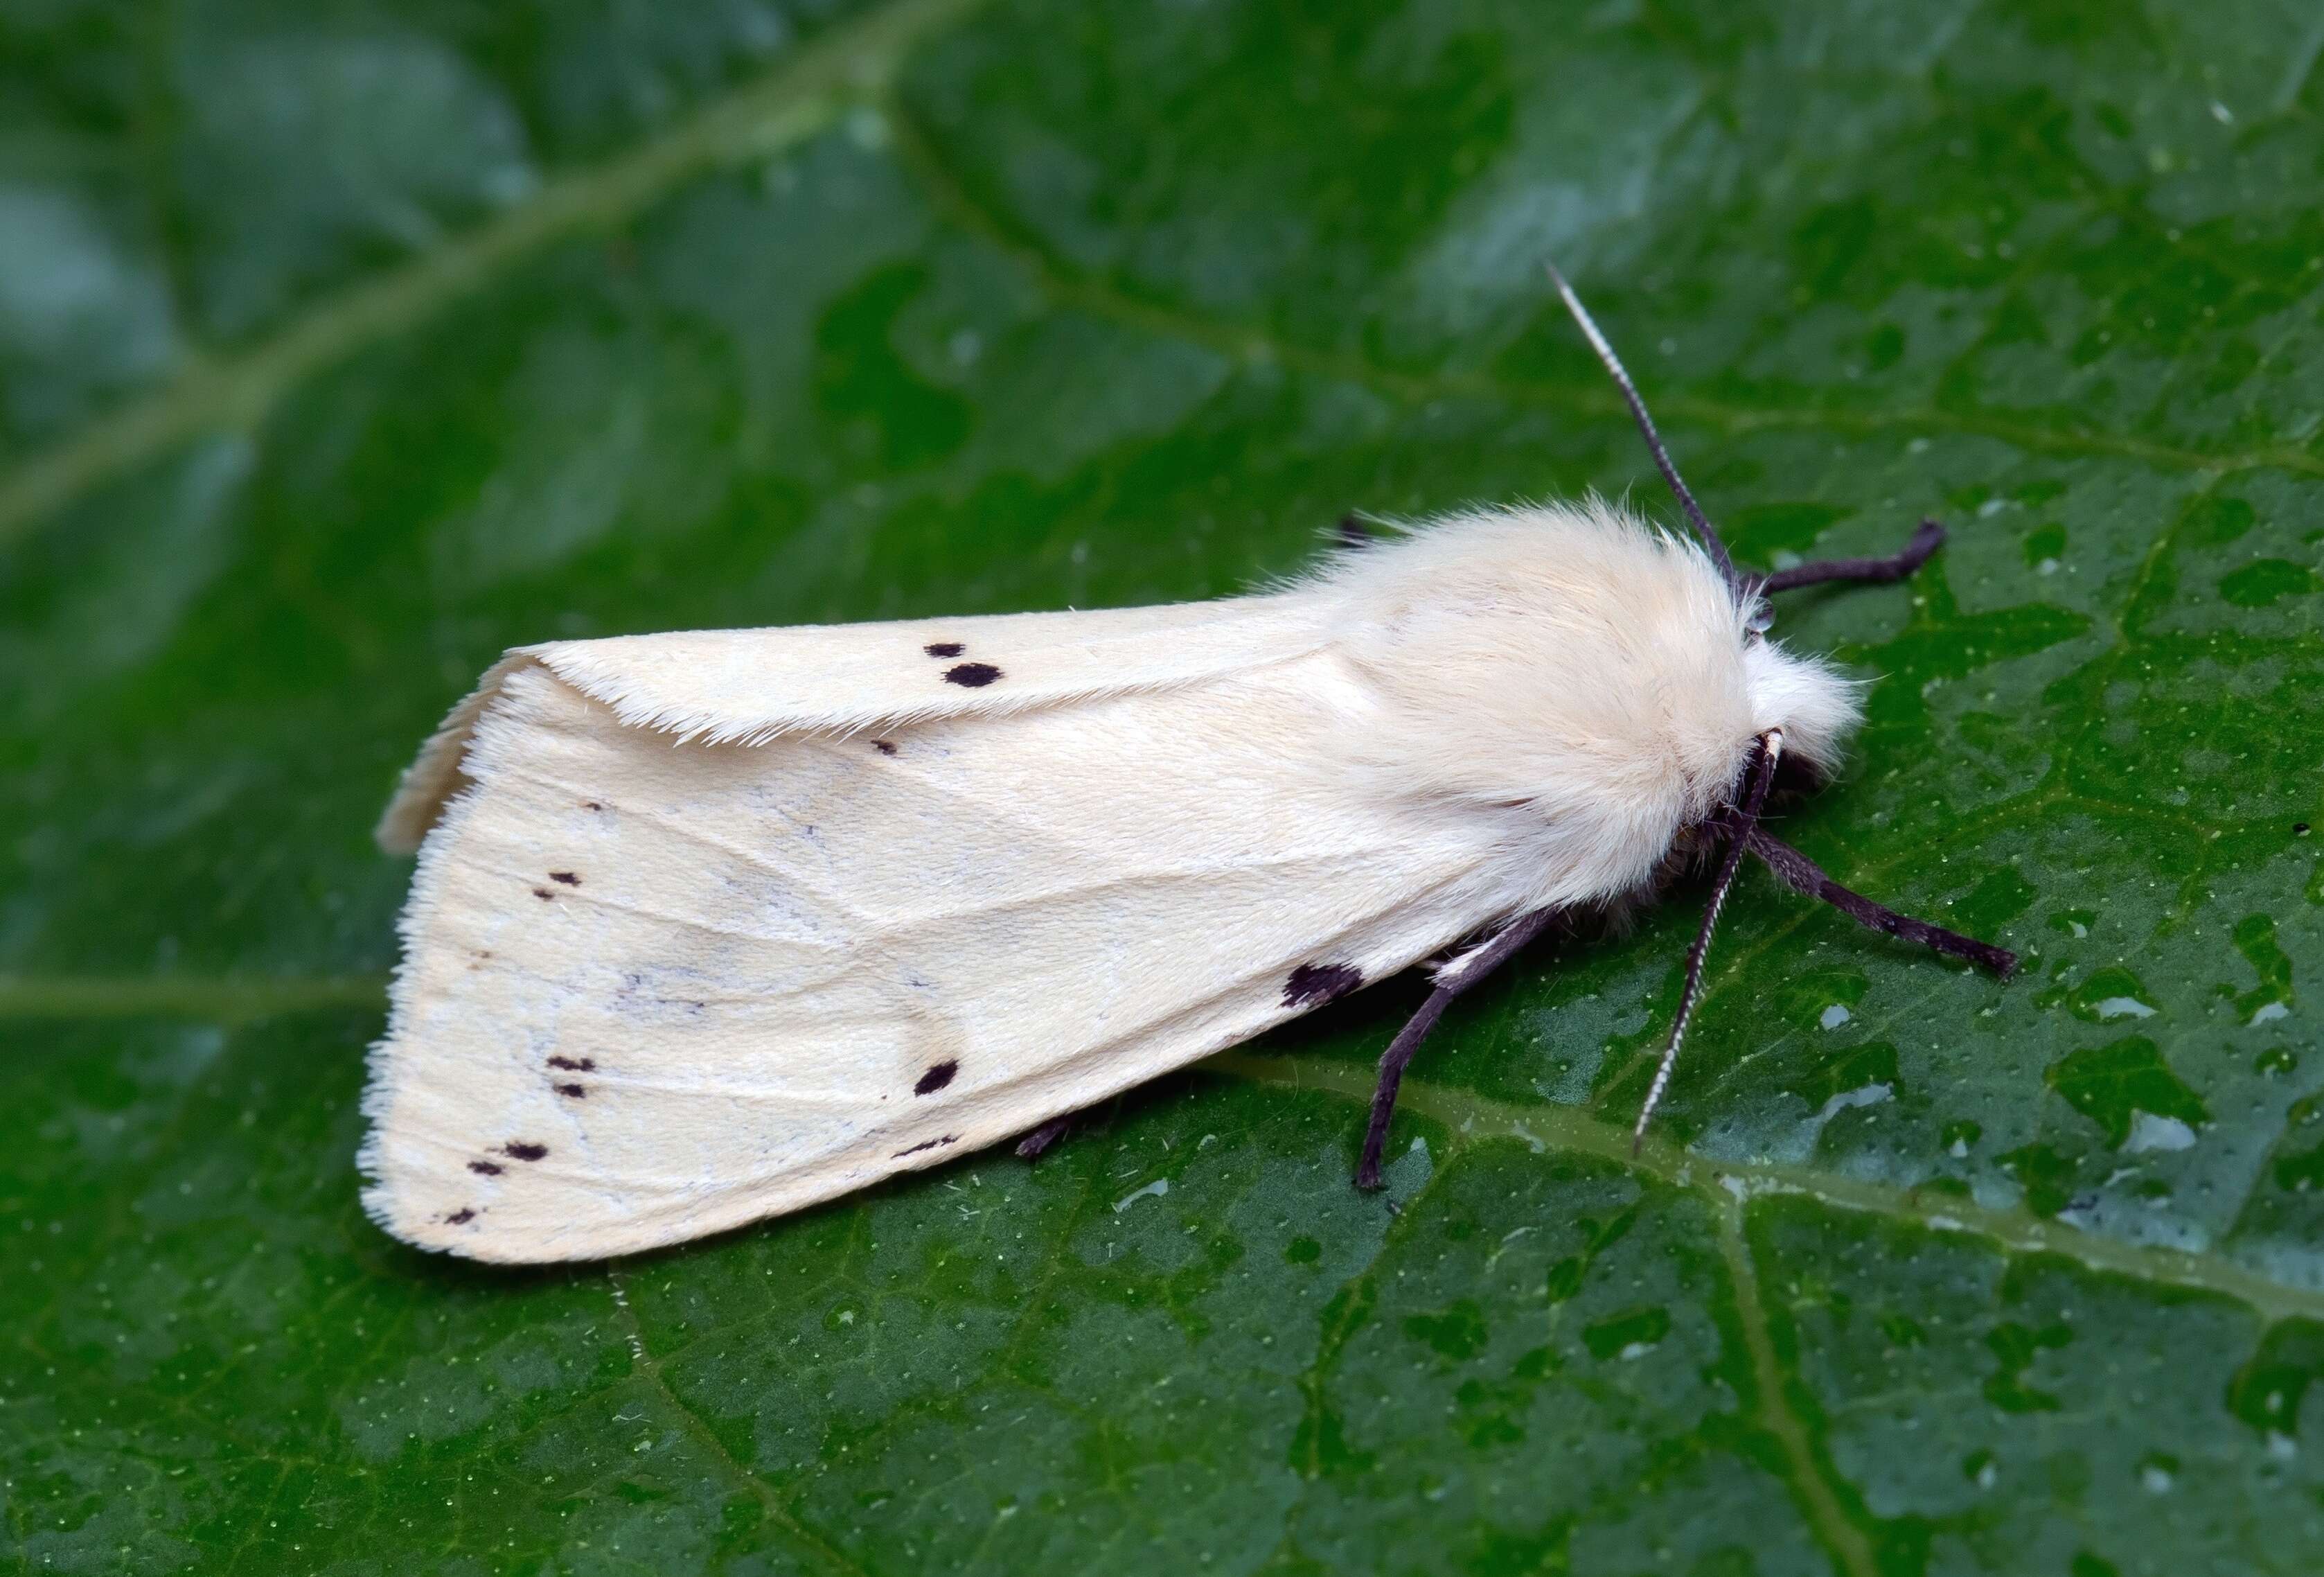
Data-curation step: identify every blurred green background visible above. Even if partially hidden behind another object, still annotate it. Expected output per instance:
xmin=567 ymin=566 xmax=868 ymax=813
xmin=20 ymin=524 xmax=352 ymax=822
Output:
xmin=7 ymin=0 xmax=2324 ymax=1571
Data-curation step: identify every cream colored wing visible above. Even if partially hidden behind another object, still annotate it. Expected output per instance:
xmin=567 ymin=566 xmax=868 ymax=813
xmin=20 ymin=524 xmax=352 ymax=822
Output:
xmin=363 ymin=610 xmax=1515 ymax=1262
xmin=375 ymin=592 xmax=1332 ymax=853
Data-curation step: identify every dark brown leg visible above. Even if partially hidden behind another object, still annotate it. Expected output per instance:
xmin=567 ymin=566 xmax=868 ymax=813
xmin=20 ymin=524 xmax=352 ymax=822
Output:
xmin=1745 ymin=829 xmax=2016 ymax=976
xmin=1015 ymin=1115 xmax=1074 ymax=1159
xmin=1356 ymin=908 xmax=1560 ymax=1189
xmin=1760 ymin=518 xmax=1945 ymax=594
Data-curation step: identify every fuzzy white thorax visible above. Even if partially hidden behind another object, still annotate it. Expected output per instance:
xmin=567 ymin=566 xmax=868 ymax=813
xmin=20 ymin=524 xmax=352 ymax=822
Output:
xmin=1320 ymin=500 xmax=1860 ymax=917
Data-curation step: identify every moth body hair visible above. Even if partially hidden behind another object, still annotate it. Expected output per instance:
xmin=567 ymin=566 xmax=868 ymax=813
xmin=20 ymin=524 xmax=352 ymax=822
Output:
xmin=1317 ymin=500 xmax=1855 ymax=918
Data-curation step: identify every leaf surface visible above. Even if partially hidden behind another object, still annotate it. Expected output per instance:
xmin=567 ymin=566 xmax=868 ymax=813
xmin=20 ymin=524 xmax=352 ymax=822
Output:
xmin=6 ymin=0 xmax=2324 ymax=1571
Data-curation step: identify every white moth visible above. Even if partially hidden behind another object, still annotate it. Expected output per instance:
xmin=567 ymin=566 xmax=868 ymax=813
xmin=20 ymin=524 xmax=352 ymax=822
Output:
xmin=362 ymin=270 xmax=2014 ymax=1263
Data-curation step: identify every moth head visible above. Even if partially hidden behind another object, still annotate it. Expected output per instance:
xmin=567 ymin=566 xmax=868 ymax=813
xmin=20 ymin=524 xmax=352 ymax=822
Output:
xmin=1543 ymin=261 xmax=2019 ymax=1161
xmin=1737 ymin=633 xmax=1860 ymax=791
xmin=1543 ymin=263 xmax=1868 ymax=804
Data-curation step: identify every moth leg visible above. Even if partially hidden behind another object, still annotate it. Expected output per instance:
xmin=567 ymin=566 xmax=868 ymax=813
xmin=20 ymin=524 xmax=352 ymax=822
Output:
xmin=1744 ymin=829 xmax=2017 ymax=976
xmin=1015 ymin=1114 xmax=1076 ymax=1160
xmin=1355 ymin=907 xmax=1561 ymax=1190
xmin=1759 ymin=517 xmax=1945 ymax=594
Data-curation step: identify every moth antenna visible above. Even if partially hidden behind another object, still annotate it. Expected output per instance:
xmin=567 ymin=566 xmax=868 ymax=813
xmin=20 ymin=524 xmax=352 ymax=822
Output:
xmin=1633 ymin=730 xmax=1782 ymax=1154
xmin=1545 ymin=262 xmax=1745 ymax=597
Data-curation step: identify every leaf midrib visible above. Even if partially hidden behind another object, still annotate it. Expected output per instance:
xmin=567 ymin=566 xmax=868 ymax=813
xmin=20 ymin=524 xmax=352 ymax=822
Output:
xmin=1216 ymin=1052 xmax=2324 ymax=1327
xmin=13 ymin=0 xmax=2324 ymax=558
xmin=0 ymin=0 xmax=994 ymax=546
xmin=12 ymin=967 xmax=2319 ymax=1327
xmin=877 ymin=97 xmax=2324 ymax=482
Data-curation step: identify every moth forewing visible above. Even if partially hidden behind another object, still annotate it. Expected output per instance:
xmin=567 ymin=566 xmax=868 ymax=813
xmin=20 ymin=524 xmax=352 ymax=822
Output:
xmin=362 ymin=586 xmax=1526 ymax=1262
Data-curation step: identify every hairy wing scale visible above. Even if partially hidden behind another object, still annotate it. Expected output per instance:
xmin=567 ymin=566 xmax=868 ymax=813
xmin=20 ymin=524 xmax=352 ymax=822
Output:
xmin=366 ymin=640 xmax=1511 ymax=1262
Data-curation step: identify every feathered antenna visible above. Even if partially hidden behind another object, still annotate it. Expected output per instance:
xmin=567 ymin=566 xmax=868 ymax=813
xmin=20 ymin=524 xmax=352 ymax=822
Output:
xmin=1545 ymin=263 xmax=1746 ymax=598
xmin=1633 ymin=730 xmax=1782 ymax=1152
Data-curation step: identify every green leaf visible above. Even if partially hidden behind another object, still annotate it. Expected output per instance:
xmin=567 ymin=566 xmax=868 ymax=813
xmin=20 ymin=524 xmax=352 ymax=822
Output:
xmin=6 ymin=0 xmax=2324 ymax=1570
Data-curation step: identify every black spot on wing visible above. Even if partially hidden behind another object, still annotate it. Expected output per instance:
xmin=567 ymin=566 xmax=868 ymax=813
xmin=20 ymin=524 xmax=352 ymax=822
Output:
xmin=1284 ymin=962 xmax=1364 ymax=1008
xmin=532 ymin=887 xmax=554 ymax=901
xmin=873 ymin=739 xmax=898 ymax=756
xmin=582 ymin=800 xmax=604 ymax=811
xmin=923 ymin=642 xmax=965 ymax=658
xmin=894 ymin=1135 xmax=958 ymax=1158
xmin=547 ymin=1055 xmax=595 ymax=1071
xmin=468 ymin=1160 xmax=502 ymax=1176
xmin=944 ymin=662 xmax=1002 ymax=687
xmin=549 ymin=871 xmax=581 ymax=886
xmin=914 ymin=1059 xmax=959 ymax=1095
xmin=445 ymin=1208 xmax=475 ymax=1225
xmin=554 ymin=1083 xmax=586 ymax=1099
xmin=502 ymin=1142 xmax=549 ymax=1161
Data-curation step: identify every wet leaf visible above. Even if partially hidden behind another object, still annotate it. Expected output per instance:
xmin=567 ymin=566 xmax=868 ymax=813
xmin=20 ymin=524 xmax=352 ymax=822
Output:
xmin=6 ymin=0 xmax=2324 ymax=1571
